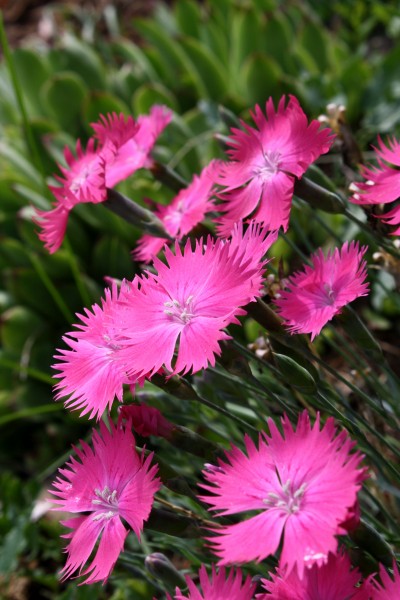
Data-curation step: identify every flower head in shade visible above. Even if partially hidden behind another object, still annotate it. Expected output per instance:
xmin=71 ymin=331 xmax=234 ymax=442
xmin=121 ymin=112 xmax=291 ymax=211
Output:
xmin=257 ymin=550 xmax=369 ymax=599
xmin=350 ymin=136 xmax=400 ymax=235
xmin=369 ymin=562 xmax=400 ymax=599
xmin=174 ymin=565 xmax=255 ymax=600
xmin=98 ymin=105 xmax=173 ymax=188
xmin=199 ymin=412 xmax=366 ymax=578
xmin=53 ymin=284 xmax=137 ymax=421
xmin=118 ymin=226 xmax=274 ymax=378
xmin=274 ymin=241 xmax=369 ymax=340
xmin=133 ymin=160 xmax=219 ymax=263
xmin=50 ymin=421 xmax=160 ymax=585
xmin=216 ymin=95 xmax=334 ymax=236
xmin=118 ymin=403 xmax=174 ymax=439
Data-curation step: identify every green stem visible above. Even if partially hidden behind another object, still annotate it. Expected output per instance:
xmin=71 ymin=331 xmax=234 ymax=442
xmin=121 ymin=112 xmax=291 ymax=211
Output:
xmin=0 ymin=403 xmax=63 ymax=426
xmin=0 ymin=357 xmax=53 ymax=385
xmin=63 ymin=236 xmax=92 ymax=307
xmin=29 ymin=253 xmax=74 ymax=323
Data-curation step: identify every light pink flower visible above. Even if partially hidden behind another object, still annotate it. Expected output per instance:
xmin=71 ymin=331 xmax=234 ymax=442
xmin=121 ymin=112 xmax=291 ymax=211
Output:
xmin=50 ymin=420 xmax=160 ymax=585
xmin=216 ymin=95 xmax=334 ymax=235
xmin=174 ymin=565 xmax=255 ymax=600
xmin=53 ymin=284 xmax=137 ymax=420
xmin=99 ymin=105 xmax=172 ymax=188
xmin=118 ymin=227 xmax=274 ymax=378
xmin=350 ymin=136 xmax=400 ymax=235
xmin=133 ymin=160 xmax=219 ymax=262
xmin=369 ymin=562 xmax=400 ymax=599
xmin=199 ymin=412 xmax=366 ymax=578
xmin=257 ymin=550 xmax=369 ymax=599
xmin=274 ymin=241 xmax=369 ymax=340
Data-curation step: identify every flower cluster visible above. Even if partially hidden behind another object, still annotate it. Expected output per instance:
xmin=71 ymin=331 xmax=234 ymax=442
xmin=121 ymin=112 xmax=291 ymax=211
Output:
xmin=38 ymin=96 xmax=396 ymax=594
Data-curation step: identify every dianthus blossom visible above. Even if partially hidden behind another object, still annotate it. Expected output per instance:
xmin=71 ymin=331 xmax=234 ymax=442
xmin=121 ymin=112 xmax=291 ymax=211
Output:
xmin=199 ymin=411 xmax=366 ymax=578
xmin=34 ymin=106 xmax=171 ymax=253
xmin=173 ymin=565 xmax=255 ymax=600
xmin=350 ymin=136 xmax=400 ymax=235
xmin=53 ymin=284 xmax=138 ymax=421
xmin=274 ymin=241 xmax=369 ymax=340
xmin=94 ymin=104 xmax=172 ymax=187
xmin=133 ymin=160 xmax=219 ymax=262
xmin=257 ymin=550 xmax=370 ymax=599
xmin=216 ymin=95 xmax=334 ymax=236
xmin=118 ymin=225 xmax=276 ymax=379
xmin=50 ymin=421 xmax=160 ymax=585
xmin=369 ymin=562 xmax=400 ymax=599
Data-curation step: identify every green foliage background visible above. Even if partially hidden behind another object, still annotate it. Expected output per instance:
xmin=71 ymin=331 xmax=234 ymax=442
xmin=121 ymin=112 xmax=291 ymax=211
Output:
xmin=0 ymin=0 xmax=400 ymax=598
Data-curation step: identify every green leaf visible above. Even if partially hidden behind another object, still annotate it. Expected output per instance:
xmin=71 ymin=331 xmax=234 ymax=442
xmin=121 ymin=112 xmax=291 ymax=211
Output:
xmin=180 ymin=37 xmax=228 ymax=100
xmin=111 ymin=39 xmax=160 ymax=83
xmin=82 ymin=91 xmax=130 ymax=128
xmin=41 ymin=72 xmax=87 ymax=135
xmin=273 ymin=353 xmax=317 ymax=394
xmin=175 ymin=0 xmax=202 ymax=38
xmin=263 ymin=13 xmax=296 ymax=74
xmin=132 ymin=83 xmax=179 ymax=114
xmin=298 ymin=22 xmax=331 ymax=73
xmin=92 ymin=236 xmax=136 ymax=280
xmin=12 ymin=49 xmax=51 ymax=117
xmin=230 ymin=9 xmax=263 ymax=78
xmin=49 ymin=34 xmax=107 ymax=90
xmin=241 ymin=53 xmax=281 ymax=105
xmin=1 ymin=306 xmax=44 ymax=353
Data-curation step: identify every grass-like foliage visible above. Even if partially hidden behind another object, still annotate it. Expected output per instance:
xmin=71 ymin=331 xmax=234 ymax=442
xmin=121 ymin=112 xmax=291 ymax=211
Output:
xmin=0 ymin=1 xmax=399 ymax=598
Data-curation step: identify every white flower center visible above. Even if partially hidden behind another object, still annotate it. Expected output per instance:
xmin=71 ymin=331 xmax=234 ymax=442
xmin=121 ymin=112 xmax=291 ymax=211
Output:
xmin=92 ymin=485 xmax=119 ymax=521
xmin=164 ymin=295 xmax=195 ymax=324
xmin=264 ymin=479 xmax=307 ymax=515
xmin=254 ymin=150 xmax=281 ymax=180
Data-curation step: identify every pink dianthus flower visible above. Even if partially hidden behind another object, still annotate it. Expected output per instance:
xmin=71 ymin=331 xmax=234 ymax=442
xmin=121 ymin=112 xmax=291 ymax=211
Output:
xmin=199 ymin=412 xmax=366 ymax=578
xmin=34 ymin=113 xmax=137 ymax=253
xmin=118 ymin=226 xmax=275 ymax=378
xmin=133 ymin=160 xmax=219 ymax=262
xmin=274 ymin=241 xmax=369 ymax=340
xmin=50 ymin=421 xmax=160 ymax=585
xmin=95 ymin=104 xmax=172 ymax=187
xmin=216 ymin=95 xmax=334 ymax=235
xmin=369 ymin=562 xmax=400 ymax=599
xmin=350 ymin=136 xmax=400 ymax=235
xmin=173 ymin=565 xmax=255 ymax=600
xmin=53 ymin=284 xmax=138 ymax=421
xmin=257 ymin=550 xmax=370 ymax=599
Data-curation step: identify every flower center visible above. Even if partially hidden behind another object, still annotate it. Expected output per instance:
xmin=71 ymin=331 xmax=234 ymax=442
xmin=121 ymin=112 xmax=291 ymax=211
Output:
xmin=164 ymin=296 xmax=195 ymax=324
xmin=92 ymin=485 xmax=119 ymax=521
xmin=264 ymin=479 xmax=307 ymax=515
xmin=323 ymin=283 xmax=336 ymax=304
xmin=253 ymin=150 xmax=281 ymax=180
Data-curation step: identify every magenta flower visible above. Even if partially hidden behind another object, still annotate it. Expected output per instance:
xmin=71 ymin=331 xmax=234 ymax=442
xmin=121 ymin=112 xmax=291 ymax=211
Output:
xmin=257 ymin=551 xmax=369 ymax=599
xmin=53 ymin=284 xmax=137 ymax=421
xmin=50 ymin=421 xmax=160 ymax=585
xmin=33 ymin=114 xmax=137 ymax=253
xmin=350 ymin=136 xmax=400 ymax=235
xmin=369 ymin=562 xmax=400 ymax=599
xmin=274 ymin=241 xmax=369 ymax=340
xmin=199 ymin=412 xmax=366 ymax=577
xmin=118 ymin=227 xmax=274 ymax=378
xmin=216 ymin=95 xmax=334 ymax=236
xmin=174 ymin=565 xmax=255 ymax=600
xmin=118 ymin=404 xmax=174 ymax=439
xmin=133 ymin=160 xmax=219 ymax=263
xmin=97 ymin=104 xmax=172 ymax=188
